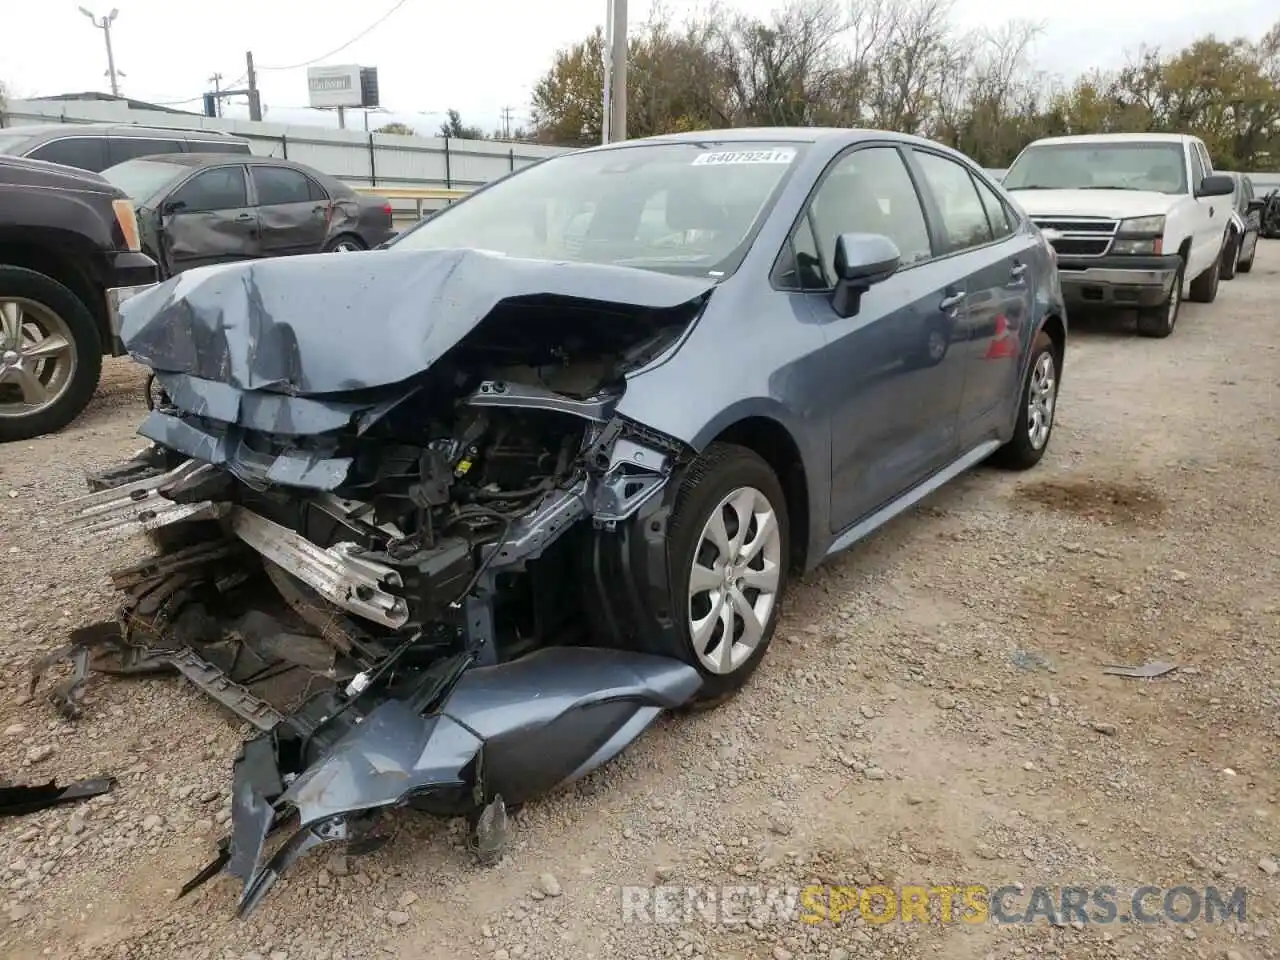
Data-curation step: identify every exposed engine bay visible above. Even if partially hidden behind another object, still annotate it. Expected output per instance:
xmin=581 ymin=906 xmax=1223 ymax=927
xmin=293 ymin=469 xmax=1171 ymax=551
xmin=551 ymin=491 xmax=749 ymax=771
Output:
xmin=38 ymin=258 xmax=722 ymax=917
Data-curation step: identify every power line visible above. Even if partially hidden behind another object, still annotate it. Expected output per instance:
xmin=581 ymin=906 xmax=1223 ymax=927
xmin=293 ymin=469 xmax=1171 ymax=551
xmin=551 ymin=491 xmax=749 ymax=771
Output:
xmin=256 ymin=0 xmax=413 ymax=71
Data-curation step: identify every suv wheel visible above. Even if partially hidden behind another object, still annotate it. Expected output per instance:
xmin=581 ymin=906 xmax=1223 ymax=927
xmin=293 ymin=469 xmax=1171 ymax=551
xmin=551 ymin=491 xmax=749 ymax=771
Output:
xmin=0 ymin=266 xmax=103 ymax=443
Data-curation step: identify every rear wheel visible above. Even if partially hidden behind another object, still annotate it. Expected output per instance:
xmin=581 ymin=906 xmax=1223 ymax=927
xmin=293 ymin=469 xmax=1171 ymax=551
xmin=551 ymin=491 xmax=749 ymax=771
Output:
xmin=663 ymin=443 xmax=789 ymax=707
xmin=324 ymin=235 xmax=366 ymax=253
xmin=990 ymin=331 xmax=1058 ymax=470
xmin=0 ymin=266 xmax=103 ymax=443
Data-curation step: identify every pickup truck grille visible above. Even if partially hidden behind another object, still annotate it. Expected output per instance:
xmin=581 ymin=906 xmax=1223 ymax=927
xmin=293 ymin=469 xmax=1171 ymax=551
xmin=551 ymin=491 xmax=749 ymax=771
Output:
xmin=1031 ymin=216 xmax=1118 ymax=258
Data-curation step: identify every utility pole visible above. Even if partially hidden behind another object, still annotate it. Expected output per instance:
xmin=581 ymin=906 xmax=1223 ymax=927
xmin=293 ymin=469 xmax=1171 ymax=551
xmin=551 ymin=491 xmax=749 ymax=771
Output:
xmin=601 ymin=0 xmax=613 ymax=144
xmin=500 ymin=106 xmax=513 ymax=139
xmin=208 ymin=73 xmax=223 ymax=117
xmin=79 ymin=7 xmax=121 ymax=97
xmin=608 ymin=0 xmax=627 ymax=142
xmin=245 ymin=51 xmax=262 ymax=121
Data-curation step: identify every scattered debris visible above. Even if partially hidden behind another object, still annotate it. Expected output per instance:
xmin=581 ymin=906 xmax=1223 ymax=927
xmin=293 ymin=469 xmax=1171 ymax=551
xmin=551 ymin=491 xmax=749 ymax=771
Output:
xmin=0 ymin=775 xmax=116 ymax=816
xmin=1102 ymin=660 xmax=1178 ymax=679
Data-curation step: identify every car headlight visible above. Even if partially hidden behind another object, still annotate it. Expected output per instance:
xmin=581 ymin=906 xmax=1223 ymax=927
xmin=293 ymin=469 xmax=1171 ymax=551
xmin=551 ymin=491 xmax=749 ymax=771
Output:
xmin=1117 ymin=215 xmax=1165 ymax=235
xmin=1111 ymin=238 xmax=1161 ymax=255
xmin=111 ymin=198 xmax=142 ymax=252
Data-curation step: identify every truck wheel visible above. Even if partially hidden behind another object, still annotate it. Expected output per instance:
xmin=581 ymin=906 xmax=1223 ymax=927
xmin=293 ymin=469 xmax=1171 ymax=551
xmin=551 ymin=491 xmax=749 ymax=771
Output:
xmin=1221 ymin=231 xmax=1238 ymax=280
xmin=1137 ymin=259 xmax=1183 ymax=338
xmin=1238 ymin=241 xmax=1255 ymax=273
xmin=1187 ymin=251 xmax=1221 ymax=304
xmin=0 ymin=266 xmax=103 ymax=443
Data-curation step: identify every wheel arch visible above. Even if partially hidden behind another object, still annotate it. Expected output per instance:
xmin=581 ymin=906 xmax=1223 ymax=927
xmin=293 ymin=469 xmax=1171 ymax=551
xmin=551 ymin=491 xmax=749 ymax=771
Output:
xmin=0 ymin=232 xmax=108 ymax=351
xmin=707 ymin=415 xmax=811 ymax=574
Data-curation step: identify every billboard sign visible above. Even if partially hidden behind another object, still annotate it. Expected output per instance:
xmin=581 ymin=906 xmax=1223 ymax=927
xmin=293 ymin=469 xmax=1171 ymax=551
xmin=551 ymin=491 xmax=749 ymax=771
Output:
xmin=306 ymin=65 xmax=363 ymax=109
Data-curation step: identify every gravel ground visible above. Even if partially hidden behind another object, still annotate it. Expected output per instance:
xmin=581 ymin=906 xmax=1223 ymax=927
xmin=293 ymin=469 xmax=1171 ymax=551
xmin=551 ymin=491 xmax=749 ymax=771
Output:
xmin=1 ymin=245 xmax=1278 ymax=960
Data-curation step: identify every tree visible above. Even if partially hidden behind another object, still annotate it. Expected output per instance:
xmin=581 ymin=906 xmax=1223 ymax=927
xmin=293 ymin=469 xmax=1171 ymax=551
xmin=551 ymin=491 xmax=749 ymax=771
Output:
xmin=375 ymin=121 xmax=416 ymax=136
xmin=526 ymin=1 xmax=1280 ymax=169
xmin=438 ymin=109 xmax=485 ymax=140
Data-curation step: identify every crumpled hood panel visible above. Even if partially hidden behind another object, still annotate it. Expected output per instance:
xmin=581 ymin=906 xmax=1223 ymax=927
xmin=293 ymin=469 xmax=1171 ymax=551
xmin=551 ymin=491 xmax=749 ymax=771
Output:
xmin=119 ymin=248 xmax=718 ymax=397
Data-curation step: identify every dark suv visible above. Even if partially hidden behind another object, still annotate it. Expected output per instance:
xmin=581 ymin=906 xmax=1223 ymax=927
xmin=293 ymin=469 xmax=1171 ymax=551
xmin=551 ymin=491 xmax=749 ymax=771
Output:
xmin=0 ymin=123 xmax=252 ymax=174
xmin=0 ymin=155 xmax=158 ymax=442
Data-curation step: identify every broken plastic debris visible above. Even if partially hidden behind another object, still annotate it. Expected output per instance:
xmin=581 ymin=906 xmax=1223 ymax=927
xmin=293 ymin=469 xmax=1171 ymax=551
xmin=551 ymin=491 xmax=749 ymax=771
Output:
xmin=0 ymin=775 xmax=116 ymax=816
xmin=1101 ymin=661 xmax=1178 ymax=679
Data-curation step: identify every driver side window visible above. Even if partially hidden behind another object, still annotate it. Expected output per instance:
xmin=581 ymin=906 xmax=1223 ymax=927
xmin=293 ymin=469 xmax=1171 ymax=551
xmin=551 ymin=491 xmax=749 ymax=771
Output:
xmin=776 ymin=146 xmax=933 ymax=291
xmin=170 ymin=166 xmax=248 ymax=214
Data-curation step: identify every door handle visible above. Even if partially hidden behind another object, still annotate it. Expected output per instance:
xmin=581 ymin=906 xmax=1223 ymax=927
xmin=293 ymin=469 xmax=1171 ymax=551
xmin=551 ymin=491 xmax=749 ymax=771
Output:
xmin=235 ymin=213 xmax=254 ymax=222
xmin=1010 ymin=262 xmax=1027 ymax=279
xmin=939 ymin=292 xmax=965 ymax=311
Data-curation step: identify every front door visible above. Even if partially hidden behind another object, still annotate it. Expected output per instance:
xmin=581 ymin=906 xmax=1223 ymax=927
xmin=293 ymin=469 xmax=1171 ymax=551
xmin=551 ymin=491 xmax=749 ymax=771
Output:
xmin=797 ymin=143 xmax=968 ymax=532
xmin=161 ymin=165 xmax=261 ymax=275
xmin=250 ymin=165 xmax=331 ymax=258
xmin=907 ymin=150 xmax=1038 ymax=447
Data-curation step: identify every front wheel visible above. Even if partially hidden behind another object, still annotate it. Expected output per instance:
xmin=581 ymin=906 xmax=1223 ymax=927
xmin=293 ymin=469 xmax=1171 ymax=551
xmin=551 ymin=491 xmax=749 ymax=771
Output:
xmin=1187 ymin=250 xmax=1221 ymax=303
xmin=989 ymin=331 xmax=1058 ymax=471
xmin=664 ymin=443 xmax=790 ymax=707
xmin=1137 ymin=258 xmax=1184 ymax=338
xmin=0 ymin=266 xmax=103 ymax=443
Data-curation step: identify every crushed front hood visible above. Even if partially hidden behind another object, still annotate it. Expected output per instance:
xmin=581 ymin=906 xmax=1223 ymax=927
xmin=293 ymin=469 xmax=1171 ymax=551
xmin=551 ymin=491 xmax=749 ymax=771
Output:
xmin=119 ymin=248 xmax=718 ymax=397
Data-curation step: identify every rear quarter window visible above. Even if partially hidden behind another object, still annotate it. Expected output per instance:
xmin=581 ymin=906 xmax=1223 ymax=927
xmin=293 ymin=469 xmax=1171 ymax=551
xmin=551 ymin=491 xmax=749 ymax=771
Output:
xmin=28 ymin=137 xmax=109 ymax=172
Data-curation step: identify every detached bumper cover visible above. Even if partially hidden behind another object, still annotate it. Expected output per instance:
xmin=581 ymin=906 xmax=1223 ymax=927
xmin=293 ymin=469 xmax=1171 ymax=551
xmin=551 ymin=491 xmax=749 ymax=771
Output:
xmin=227 ymin=647 xmax=702 ymax=916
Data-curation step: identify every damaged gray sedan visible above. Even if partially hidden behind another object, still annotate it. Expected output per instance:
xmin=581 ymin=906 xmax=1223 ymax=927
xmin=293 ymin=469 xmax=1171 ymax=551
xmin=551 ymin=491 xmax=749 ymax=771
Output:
xmin=47 ymin=128 xmax=1066 ymax=916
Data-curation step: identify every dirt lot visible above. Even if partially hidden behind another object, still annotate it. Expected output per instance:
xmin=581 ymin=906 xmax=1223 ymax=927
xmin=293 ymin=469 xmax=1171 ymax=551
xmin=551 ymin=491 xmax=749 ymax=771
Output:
xmin=0 ymin=245 xmax=1277 ymax=960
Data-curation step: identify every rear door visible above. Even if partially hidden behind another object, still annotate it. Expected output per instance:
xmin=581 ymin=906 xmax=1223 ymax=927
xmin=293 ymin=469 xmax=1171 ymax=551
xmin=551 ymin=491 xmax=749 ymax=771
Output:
xmin=160 ymin=164 xmax=260 ymax=274
xmin=795 ymin=142 xmax=968 ymax=530
xmin=250 ymin=165 xmax=331 ymax=257
xmin=907 ymin=149 xmax=1038 ymax=447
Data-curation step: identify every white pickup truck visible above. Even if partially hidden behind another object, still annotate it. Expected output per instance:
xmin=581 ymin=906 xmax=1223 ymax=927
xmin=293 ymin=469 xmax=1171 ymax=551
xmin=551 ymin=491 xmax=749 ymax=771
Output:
xmin=1001 ymin=133 xmax=1235 ymax=338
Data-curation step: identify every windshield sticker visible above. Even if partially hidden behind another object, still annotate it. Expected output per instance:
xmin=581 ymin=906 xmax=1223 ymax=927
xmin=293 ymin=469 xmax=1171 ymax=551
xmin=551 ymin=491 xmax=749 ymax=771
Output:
xmin=692 ymin=149 xmax=796 ymax=166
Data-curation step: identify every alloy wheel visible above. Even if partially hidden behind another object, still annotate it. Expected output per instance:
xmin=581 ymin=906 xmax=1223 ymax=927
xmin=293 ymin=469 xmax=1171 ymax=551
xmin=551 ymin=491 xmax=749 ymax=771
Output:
xmin=687 ymin=486 xmax=783 ymax=675
xmin=1027 ymin=351 xmax=1057 ymax=451
xmin=0 ymin=298 xmax=78 ymax=421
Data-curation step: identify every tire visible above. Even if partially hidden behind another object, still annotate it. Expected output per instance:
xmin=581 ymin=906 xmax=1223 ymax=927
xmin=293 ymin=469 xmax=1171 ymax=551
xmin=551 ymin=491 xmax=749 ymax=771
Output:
xmin=662 ymin=443 xmax=790 ymax=707
xmin=989 ymin=331 xmax=1058 ymax=471
xmin=323 ymin=235 xmax=366 ymax=253
xmin=1221 ymin=231 xmax=1238 ymax=280
xmin=0 ymin=266 xmax=103 ymax=443
xmin=1238 ymin=239 xmax=1255 ymax=273
xmin=1137 ymin=258 xmax=1183 ymax=338
xmin=1187 ymin=249 xmax=1221 ymax=303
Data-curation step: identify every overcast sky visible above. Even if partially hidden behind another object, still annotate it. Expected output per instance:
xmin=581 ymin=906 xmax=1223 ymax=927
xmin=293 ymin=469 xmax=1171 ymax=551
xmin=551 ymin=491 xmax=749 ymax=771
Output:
xmin=1 ymin=0 xmax=1274 ymax=134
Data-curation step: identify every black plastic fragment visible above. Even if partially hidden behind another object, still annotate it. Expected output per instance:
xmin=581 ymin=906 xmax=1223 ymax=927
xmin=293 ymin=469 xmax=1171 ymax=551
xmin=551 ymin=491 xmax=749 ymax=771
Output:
xmin=0 ymin=776 xmax=116 ymax=816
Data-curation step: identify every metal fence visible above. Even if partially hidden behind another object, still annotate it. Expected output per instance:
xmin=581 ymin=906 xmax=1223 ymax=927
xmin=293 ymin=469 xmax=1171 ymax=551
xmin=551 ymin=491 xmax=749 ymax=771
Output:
xmin=1 ymin=98 xmax=575 ymax=215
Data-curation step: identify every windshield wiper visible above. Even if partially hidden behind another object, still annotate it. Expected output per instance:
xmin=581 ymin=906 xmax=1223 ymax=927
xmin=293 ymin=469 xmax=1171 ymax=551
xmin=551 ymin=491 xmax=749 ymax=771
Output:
xmin=1077 ymin=186 xmax=1142 ymax=190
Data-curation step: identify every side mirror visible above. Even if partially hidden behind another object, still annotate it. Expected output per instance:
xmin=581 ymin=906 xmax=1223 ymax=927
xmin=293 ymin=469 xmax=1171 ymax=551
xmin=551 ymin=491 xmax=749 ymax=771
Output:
xmin=832 ymin=232 xmax=901 ymax=318
xmin=162 ymin=199 xmax=186 ymax=216
xmin=1247 ymin=198 xmax=1266 ymax=214
xmin=1195 ymin=174 xmax=1235 ymax=198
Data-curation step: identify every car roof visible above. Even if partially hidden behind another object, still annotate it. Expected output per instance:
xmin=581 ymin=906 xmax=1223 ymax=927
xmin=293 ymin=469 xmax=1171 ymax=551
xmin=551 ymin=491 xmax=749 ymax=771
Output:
xmin=578 ymin=126 xmax=956 ymax=157
xmin=0 ymin=123 xmax=247 ymax=143
xmin=1027 ymin=133 xmax=1195 ymax=147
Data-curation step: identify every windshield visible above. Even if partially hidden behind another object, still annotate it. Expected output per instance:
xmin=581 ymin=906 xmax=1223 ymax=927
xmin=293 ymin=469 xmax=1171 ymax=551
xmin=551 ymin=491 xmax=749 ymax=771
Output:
xmin=391 ymin=140 xmax=805 ymax=276
xmin=1004 ymin=142 xmax=1188 ymax=194
xmin=100 ymin=158 xmax=188 ymax=201
xmin=0 ymin=132 xmax=34 ymax=155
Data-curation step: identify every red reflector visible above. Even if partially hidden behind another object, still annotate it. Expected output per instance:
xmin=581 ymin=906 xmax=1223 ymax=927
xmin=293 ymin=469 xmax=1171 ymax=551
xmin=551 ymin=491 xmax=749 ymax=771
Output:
xmin=383 ymin=203 xmax=393 ymax=217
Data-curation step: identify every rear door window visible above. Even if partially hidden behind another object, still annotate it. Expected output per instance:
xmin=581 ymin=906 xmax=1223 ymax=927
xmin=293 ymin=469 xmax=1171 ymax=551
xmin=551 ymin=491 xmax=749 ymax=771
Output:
xmin=190 ymin=139 xmax=252 ymax=155
xmin=251 ymin=166 xmax=314 ymax=205
xmin=911 ymin=150 xmax=995 ymax=253
xmin=28 ymin=137 xmax=108 ymax=172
